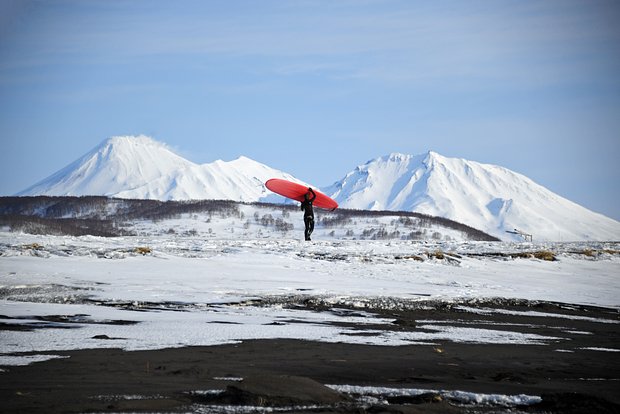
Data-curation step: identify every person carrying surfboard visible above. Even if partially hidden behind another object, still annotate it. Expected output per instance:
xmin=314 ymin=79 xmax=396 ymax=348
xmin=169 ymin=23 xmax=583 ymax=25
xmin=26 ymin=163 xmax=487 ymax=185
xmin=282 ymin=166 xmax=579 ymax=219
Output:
xmin=301 ymin=188 xmax=316 ymax=241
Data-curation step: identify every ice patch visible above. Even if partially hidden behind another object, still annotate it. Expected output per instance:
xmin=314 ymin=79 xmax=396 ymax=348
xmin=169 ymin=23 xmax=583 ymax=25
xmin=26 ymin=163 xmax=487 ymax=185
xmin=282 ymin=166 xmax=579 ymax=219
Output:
xmin=408 ymin=324 xmax=560 ymax=345
xmin=92 ymin=394 xmax=165 ymax=401
xmin=578 ymin=347 xmax=620 ymax=352
xmin=187 ymin=403 xmax=329 ymax=413
xmin=0 ymin=354 xmax=69 ymax=366
xmin=457 ymin=306 xmax=620 ymax=324
xmin=187 ymin=390 xmax=226 ymax=396
xmin=327 ymin=384 xmax=542 ymax=407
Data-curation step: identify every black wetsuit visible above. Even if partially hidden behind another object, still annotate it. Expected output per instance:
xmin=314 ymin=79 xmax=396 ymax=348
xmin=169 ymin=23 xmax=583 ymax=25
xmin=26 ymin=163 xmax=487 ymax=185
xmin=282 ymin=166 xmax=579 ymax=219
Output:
xmin=300 ymin=188 xmax=316 ymax=241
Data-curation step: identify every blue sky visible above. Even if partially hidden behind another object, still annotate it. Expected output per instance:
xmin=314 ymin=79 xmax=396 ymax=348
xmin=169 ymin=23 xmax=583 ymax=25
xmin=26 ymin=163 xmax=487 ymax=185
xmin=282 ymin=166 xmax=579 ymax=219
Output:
xmin=1 ymin=0 xmax=619 ymax=220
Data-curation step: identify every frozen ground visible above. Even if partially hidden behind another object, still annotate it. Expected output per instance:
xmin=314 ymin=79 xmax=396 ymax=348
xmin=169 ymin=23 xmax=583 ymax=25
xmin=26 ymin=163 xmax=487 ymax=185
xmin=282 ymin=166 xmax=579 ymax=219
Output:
xmin=1 ymin=231 xmax=619 ymax=413
xmin=1 ymin=232 xmax=618 ymax=359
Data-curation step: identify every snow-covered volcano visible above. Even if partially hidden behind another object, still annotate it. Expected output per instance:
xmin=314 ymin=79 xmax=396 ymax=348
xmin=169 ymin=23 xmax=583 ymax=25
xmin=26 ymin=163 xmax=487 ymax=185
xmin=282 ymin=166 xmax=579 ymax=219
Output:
xmin=323 ymin=152 xmax=620 ymax=241
xmin=17 ymin=135 xmax=301 ymax=202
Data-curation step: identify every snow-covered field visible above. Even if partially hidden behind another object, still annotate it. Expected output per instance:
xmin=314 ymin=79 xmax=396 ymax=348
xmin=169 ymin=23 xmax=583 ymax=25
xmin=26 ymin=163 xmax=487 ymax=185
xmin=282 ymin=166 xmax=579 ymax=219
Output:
xmin=1 ymin=229 xmax=618 ymax=368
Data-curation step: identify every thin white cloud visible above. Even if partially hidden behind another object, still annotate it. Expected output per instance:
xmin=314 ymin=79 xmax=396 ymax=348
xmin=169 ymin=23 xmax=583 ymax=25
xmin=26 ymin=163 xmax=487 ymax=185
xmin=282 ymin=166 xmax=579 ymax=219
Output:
xmin=2 ymin=1 xmax=619 ymax=92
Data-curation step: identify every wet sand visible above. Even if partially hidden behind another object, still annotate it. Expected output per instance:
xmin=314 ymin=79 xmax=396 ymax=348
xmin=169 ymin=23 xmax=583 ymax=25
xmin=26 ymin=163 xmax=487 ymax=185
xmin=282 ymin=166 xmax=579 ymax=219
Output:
xmin=2 ymin=301 xmax=619 ymax=413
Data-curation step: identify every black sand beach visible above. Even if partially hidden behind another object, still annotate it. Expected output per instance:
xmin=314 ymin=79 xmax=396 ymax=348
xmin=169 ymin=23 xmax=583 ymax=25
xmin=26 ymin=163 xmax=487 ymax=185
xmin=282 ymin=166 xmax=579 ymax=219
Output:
xmin=2 ymin=300 xmax=619 ymax=413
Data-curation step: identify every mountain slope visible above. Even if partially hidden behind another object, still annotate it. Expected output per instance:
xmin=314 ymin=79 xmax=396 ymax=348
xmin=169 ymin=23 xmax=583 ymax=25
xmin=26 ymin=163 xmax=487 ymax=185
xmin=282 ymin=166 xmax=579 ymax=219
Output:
xmin=18 ymin=136 xmax=302 ymax=202
xmin=19 ymin=136 xmax=193 ymax=197
xmin=323 ymin=152 xmax=620 ymax=241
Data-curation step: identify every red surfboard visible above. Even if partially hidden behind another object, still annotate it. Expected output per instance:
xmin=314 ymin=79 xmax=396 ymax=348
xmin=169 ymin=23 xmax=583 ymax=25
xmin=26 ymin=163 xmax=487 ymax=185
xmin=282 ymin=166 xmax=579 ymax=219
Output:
xmin=265 ymin=178 xmax=338 ymax=211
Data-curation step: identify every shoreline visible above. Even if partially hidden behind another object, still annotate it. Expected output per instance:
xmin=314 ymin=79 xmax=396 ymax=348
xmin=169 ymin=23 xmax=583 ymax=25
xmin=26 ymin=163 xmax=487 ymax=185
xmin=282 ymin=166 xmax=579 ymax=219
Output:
xmin=2 ymin=300 xmax=619 ymax=413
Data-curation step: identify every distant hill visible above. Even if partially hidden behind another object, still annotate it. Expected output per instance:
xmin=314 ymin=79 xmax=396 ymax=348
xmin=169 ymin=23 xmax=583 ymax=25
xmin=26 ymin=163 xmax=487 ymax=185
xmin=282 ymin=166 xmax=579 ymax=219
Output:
xmin=0 ymin=196 xmax=499 ymax=241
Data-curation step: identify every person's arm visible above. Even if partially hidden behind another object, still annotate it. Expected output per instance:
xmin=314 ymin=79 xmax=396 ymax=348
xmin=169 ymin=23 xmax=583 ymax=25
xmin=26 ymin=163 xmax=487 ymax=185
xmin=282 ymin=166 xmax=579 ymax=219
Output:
xmin=308 ymin=188 xmax=316 ymax=202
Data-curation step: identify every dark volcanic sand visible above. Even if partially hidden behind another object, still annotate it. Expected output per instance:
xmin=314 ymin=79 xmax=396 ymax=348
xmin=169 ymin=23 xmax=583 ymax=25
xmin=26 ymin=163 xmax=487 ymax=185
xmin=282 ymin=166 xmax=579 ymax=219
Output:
xmin=1 ymin=301 xmax=619 ymax=413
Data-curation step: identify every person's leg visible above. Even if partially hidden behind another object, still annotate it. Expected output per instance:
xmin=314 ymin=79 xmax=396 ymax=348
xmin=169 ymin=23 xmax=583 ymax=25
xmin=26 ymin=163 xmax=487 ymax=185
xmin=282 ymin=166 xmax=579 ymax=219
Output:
xmin=308 ymin=217 xmax=314 ymax=239
xmin=304 ymin=217 xmax=311 ymax=240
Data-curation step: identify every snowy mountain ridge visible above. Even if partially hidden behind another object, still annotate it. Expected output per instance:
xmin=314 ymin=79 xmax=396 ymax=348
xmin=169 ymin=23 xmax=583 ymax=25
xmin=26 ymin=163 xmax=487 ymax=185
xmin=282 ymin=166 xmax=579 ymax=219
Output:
xmin=17 ymin=135 xmax=620 ymax=241
xmin=19 ymin=136 xmax=304 ymax=202
xmin=325 ymin=151 xmax=620 ymax=241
